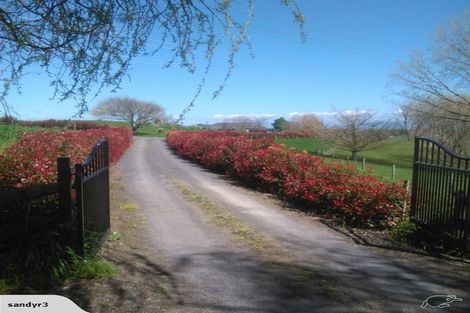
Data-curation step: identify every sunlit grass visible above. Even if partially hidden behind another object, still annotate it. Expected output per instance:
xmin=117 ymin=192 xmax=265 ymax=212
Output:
xmin=0 ymin=123 xmax=50 ymax=152
xmin=277 ymin=136 xmax=414 ymax=182
xmin=169 ymin=179 xmax=268 ymax=251
xmin=92 ymin=119 xmax=198 ymax=137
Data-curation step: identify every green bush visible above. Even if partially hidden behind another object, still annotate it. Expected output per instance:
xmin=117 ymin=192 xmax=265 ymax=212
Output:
xmin=389 ymin=220 xmax=418 ymax=241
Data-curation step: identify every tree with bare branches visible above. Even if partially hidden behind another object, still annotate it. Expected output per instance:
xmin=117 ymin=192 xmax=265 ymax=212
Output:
xmin=395 ymin=104 xmax=427 ymax=140
xmin=92 ymin=97 xmax=165 ymax=133
xmin=397 ymin=99 xmax=470 ymax=155
xmin=221 ymin=115 xmax=269 ymax=131
xmin=327 ymin=110 xmax=389 ymax=161
xmin=390 ymin=10 xmax=470 ymax=123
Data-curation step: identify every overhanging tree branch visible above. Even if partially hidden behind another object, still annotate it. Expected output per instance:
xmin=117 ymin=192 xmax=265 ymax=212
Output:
xmin=0 ymin=0 xmax=305 ymax=119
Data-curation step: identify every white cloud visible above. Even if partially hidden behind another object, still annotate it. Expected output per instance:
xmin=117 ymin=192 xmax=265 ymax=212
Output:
xmin=339 ymin=110 xmax=373 ymax=116
xmin=288 ymin=111 xmax=337 ymax=117
xmin=213 ymin=113 xmax=275 ymax=119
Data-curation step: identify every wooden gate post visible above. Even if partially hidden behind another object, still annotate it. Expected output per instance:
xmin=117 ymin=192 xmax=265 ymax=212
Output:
xmin=57 ymin=157 xmax=72 ymax=223
xmin=103 ymin=140 xmax=111 ymax=230
xmin=57 ymin=157 xmax=73 ymax=247
xmin=74 ymin=163 xmax=85 ymax=257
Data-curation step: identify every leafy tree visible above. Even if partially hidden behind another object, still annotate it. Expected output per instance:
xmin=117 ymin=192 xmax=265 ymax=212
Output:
xmin=272 ymin=117 xmax=290 ymax=131
xmin=92 ymin=97 xmax=165 ymax=133
xmin=0 ymin=1 xmax=304 ymax=118
xmin=390 ymin=10 xmax=470 ymax=123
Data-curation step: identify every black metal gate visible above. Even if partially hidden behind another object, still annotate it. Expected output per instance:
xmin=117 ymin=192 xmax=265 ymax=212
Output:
xmin=74 ymin=139 xmax=110 ymax=255
xmin=411 ymin=137 xmax=470 ymax=251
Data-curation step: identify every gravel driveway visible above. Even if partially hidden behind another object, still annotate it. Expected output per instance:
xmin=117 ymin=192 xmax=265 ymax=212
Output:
xmin=117 ymin=137 xmax=470 ymax=313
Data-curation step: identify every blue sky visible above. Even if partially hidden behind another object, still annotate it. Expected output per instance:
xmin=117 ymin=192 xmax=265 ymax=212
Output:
xmin=5 ymin=0 xmax=469 ymax=125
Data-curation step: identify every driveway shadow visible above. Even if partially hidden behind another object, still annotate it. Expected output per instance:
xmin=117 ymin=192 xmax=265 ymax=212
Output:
xmin=166 ymin=249 xmax=470 ymax=313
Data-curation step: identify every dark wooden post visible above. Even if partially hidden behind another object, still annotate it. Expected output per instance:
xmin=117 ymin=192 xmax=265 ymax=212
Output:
xmin=57 ymin=157 xmax=73 ymax=247
xmin=103 ymin=140 xmax=111 ymax=230
xmin=74 ymin=163 xmax=85 ymax=257
xmin=57 ymin=157 xmax=72 ymax=223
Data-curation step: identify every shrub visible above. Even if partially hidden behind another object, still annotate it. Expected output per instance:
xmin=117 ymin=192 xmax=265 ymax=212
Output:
xmin=389 ymin=220 xmax=418 ymax=241
xmin=167 ymin=130 xmax=408 ymax=228
xmin=0 ymin=127 xmax=133 ymax=189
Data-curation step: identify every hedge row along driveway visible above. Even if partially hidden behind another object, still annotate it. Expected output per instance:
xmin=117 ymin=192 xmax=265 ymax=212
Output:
xmin=167 ymin=130 xmax=407 ymax=228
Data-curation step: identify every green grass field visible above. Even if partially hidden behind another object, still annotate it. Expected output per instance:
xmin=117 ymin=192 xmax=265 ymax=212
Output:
xmin=0 ymin=124 xmax=50 ymax=153
xmin=276 ymin=136 xmax=414 ymax=182
xmin=135 ymin=123 xmax=197 ymax=137
xmin=93 ymin=120 xmax=196 ymax=137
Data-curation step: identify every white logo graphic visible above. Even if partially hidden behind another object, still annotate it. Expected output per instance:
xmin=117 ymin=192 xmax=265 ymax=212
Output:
xmin=421 ymin=294 xmax=463 ymax=309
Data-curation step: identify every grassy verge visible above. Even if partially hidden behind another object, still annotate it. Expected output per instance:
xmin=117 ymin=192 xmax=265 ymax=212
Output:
xmin=276 ymin=136 xmax=414 ymax=181
xmin=169 ymin=179 xmax=269 ymax=251
xmin=52 ymin=239 xmax=117 ymax=282
xmin=135 ymin=124 xmax=199 ymax=137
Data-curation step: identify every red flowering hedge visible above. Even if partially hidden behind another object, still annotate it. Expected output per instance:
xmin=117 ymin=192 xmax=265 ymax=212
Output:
xmin=0 ymin=127 xmax=133 ymax=189
xmin=167 ymin=130 xmax=407 ymax=228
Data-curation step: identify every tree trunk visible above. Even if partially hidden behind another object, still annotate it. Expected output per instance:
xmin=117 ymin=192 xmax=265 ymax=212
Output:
xmin=351 ymin=150 xmax=358 ymax=161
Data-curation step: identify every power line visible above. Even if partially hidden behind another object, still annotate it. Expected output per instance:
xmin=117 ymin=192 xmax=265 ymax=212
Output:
xmin=246 ymin=25 xmax=404 ymax=60
xmin=229 ymin=3 xmax=409 ymax=51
